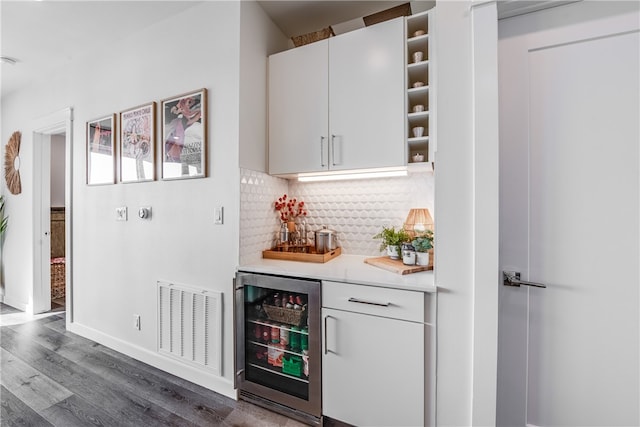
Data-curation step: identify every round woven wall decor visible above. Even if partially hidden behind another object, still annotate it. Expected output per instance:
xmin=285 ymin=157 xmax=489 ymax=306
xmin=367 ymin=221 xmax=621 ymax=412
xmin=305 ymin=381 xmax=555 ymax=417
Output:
xmin=4 ymin=131 xmax=22 ymax=195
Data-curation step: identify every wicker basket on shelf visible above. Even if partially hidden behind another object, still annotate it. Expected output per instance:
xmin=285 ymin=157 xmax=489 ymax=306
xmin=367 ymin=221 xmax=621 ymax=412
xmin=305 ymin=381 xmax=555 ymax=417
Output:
xmin=51 ymin=257 xmax=65 ymax=300
xmin=262 ymin=304 xmax=307 ymax=327
xmin=291 ymin=27 xmax=334 ymax=47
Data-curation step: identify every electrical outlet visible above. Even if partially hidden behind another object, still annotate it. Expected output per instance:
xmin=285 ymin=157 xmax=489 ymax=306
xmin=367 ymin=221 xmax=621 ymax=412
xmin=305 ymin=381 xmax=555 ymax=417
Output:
xmin=116 ymin=207 xmax=128 ymax=221
xmin=133 ymin=314 xmax=141 ymax=330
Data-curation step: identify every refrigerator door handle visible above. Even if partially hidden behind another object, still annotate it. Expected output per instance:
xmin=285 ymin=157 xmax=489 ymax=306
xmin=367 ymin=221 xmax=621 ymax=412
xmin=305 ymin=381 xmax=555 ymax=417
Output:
xmin=233 ymin=275 xmax=245 ymax=389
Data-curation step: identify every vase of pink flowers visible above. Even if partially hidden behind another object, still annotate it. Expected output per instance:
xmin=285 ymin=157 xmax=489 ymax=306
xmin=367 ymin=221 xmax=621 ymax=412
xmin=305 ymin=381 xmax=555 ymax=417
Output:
xmin=275 ymin=194 xmax=307 ymax=233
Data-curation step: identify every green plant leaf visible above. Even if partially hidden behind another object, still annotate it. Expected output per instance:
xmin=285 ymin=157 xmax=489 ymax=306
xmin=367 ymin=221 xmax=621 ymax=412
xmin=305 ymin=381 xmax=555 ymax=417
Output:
xmin=373 ymin=225 xmax=411 ymax=253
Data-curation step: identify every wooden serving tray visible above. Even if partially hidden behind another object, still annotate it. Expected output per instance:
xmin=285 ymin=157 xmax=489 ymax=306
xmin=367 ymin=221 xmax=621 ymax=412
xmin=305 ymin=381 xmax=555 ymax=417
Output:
xmin=364 ymin=256 xmax=432 ymax=275
xmin=262 ymin=247 xmax=341 ymax=263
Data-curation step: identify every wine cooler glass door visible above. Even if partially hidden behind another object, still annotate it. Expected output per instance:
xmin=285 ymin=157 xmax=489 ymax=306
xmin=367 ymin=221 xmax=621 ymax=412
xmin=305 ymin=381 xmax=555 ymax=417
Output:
xmin=235 ymin=272 xmax=320 ymax=419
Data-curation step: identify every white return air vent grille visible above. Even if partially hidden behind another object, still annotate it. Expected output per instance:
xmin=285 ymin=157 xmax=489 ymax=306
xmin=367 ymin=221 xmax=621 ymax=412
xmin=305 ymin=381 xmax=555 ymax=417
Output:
xmin=157 ymin=281 xmax=222 ymax=376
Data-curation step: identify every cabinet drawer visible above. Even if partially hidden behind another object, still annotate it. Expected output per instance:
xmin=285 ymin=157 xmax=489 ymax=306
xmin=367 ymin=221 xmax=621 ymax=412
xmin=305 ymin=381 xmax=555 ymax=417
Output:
xmin=322 ymin=281 xmax=424 ymax=322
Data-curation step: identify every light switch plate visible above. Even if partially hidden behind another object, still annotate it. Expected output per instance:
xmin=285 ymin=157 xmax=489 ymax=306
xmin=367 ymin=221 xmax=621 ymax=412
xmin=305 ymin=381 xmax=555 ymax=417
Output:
xmin=214 ymin=206 xmax=224 ymax=224
xmin=116 ymin=207 xmax=128 ymax=221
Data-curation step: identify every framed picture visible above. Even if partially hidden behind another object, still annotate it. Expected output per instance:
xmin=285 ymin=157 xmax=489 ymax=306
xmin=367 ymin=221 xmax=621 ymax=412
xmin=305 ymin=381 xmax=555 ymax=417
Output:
xmin=161 ymin=88 xmax=207 ymax=180
xmin=120 ymin=102 xmax=156 ymax=183
xmin=86 ymin=114 xmax=116 ymax=185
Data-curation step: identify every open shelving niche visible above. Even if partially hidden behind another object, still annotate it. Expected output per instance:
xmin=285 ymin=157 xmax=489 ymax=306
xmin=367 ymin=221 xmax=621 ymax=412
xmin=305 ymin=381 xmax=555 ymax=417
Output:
xmin=405 ymin=10 xmax=434 ymax=170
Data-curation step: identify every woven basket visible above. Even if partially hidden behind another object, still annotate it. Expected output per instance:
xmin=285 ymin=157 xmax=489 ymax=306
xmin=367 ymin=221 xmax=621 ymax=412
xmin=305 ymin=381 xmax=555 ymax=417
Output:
xmin=363 ymin=3 xmax=412 ymax=27
xmin=51 ymin=257 xmax=65 ymax=300
xmin=263 ymin=304 xmax=306 ymax=326
xmin=291 ymin=27 xmax=334 ymax=47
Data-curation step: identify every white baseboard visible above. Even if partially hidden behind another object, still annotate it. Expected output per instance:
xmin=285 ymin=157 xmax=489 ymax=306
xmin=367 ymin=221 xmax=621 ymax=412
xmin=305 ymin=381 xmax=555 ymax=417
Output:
xmin=67 ymin=321 xmax=237 ymax=400
xmin=2 ymin=295 xmax=28 ymax=312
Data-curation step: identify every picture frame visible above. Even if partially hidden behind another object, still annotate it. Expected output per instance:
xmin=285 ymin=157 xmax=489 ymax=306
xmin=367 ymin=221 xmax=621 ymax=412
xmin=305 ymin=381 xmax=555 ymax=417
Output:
xmin=120 ymin=102 xmax=156 ymax=183
xmin=161 ymin=88 xmax=207 ymax=180
xmin=86 ymin=114 xmax=116 ymax=185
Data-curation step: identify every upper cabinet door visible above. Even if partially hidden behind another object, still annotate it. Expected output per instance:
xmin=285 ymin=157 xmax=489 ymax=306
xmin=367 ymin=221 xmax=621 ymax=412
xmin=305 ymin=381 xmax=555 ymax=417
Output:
xmin=268 ymin=40 xmax=329 ymax=175
xmin=328 ymin=17 xmax=405 ymax=171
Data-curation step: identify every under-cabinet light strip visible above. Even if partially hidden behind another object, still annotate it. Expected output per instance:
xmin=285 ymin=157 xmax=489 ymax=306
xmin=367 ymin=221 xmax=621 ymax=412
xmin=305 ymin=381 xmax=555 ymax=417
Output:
xmin=297 ymin=169 xmax=408 ymax=182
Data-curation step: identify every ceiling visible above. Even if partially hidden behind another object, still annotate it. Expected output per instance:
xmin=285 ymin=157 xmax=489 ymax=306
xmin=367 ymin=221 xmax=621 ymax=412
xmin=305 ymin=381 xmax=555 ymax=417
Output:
xmin=0 ymin=1 xmax=569 ymax=99
xmin=0 ymin=0 xmax=419 ymax=99
xmin=0 ymin=1 xmax=204 ymax=98
xmin=256 ymin=1 xmax=410 ymax=37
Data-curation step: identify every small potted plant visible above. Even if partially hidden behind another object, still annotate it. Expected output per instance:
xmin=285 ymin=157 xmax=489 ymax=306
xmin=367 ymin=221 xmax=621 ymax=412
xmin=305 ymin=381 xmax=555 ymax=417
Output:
xmin=411 ymin=229 xmax=433 ymax=266
xmin=373 ymin=226 xmax=410 ymax=260
xmin=0 ymin=195 xmax=7 ymax=287
xmin=0 ymin=196 xmax=7 ymax=239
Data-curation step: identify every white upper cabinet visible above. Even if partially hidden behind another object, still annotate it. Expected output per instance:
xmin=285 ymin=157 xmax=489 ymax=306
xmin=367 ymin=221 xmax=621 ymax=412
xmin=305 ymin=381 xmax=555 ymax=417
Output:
xmin=268 ymin=17 xmax=405 ymax=176
xmin=268 ymin=40 xmax=329 ymax=175
xmin=328 ymin=17 xmax=405 ymax=171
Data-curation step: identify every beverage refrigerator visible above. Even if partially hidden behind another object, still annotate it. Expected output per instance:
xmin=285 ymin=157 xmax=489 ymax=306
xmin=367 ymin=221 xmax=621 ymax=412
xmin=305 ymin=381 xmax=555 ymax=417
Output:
xmin=234 ymin=271 xmax=321 ymax=425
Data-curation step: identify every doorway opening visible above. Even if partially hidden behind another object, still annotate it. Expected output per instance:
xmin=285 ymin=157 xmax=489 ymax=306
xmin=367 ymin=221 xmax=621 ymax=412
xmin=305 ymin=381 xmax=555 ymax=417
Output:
xmin=50 ymin=133 xmax=66 ymax=311
xmin=32 ymin=108 xmax=73 ymax=320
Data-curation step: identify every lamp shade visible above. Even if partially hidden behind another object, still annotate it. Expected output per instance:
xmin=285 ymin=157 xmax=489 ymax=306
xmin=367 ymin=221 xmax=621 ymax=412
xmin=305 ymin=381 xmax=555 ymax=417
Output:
xmin=404 ymin=208 xmax=433 ymax=237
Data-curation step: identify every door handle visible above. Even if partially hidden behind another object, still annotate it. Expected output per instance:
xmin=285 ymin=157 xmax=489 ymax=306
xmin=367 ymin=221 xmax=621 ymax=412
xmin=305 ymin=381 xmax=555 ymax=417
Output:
xmin=320 ymin=136 xmax=326 ymax=167
xmin=330 ymin=134 xmax=337 ymax=166
xmin=503 ymin=271 xmax=546 ymax=288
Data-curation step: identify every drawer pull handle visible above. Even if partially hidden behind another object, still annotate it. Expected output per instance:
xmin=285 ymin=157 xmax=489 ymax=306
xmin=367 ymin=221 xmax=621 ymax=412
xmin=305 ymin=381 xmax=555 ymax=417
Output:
xmin=348 ymin=297 xmax=391 ymax=307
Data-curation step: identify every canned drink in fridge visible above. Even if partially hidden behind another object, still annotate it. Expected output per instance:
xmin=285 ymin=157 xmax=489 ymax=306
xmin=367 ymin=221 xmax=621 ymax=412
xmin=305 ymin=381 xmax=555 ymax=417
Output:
xmin=280 ymin=326 xmax=290 ymax=347
xmin=270 ymin=324 xmax=280 ymax=343
xmin=300 ymin=326 xmax=308 ymax=350
xmin=261 ymin=323 xmax=270 ymax=343
xmin=289 ymin=326 xmax=300 ymax=352
xmin=253 ymin=323 xmax=262 ymax=341
xmin=302 ymin=349 xmax=309 ymax=378
xmin=268 ymin=343 xmax=285 ymax=367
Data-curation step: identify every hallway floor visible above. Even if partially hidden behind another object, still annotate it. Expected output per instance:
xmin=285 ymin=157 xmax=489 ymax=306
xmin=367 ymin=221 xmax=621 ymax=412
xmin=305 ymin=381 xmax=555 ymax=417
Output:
xmin=0 ymin=304 xmax=306 ymax=426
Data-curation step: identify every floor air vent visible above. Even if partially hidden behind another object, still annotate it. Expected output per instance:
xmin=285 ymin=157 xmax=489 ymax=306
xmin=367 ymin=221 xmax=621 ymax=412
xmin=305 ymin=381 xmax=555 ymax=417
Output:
xmin=157 ymin=281 xmax=222 ymax=376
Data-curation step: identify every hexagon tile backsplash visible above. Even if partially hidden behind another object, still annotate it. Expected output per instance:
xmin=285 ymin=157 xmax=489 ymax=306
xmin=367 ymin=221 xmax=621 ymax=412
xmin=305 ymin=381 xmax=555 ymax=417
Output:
xmin=240 ymin=168 xmax=435 ymax=264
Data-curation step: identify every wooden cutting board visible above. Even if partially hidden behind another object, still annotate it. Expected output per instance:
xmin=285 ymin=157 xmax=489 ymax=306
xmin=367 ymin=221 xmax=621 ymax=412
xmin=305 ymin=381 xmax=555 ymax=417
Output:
xmin=364 ymin=256 xmax=432 ymax=275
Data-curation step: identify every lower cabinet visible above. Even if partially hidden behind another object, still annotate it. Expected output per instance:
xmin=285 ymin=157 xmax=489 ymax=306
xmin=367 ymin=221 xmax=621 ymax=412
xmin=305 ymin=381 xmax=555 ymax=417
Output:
xmin=322 ymin=281 xmax=426 ymax=426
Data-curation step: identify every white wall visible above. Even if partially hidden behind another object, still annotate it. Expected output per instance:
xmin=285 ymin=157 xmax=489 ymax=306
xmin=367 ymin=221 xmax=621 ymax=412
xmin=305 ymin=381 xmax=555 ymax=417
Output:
xmin=0 ymin=1 xmax=283 ymax=398
xmin=239 ymin=1 xmax=289 ymax=173
xmin=434 ymin=1 xmax=475 ymax=425
xmin=434 ymin=2 xmax=501 ymax=425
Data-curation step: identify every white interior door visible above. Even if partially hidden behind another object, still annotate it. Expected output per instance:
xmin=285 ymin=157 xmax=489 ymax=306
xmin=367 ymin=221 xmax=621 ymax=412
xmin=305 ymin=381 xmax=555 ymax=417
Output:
xmin=497 ymin=3 xmax=639 ymax=426
xmin=33 ymin=132 xmax=52 ymax=314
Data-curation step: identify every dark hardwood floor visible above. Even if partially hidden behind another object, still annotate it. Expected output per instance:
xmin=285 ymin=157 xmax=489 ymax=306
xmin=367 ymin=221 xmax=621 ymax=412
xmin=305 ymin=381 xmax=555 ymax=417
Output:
xmin=0 ymin=304 xmax=306 ymax=427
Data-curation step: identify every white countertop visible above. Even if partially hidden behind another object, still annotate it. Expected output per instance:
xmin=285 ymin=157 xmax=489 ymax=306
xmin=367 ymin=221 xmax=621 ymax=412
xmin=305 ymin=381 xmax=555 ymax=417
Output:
xmin=238 ymin=254 xmax=436 ymax=293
